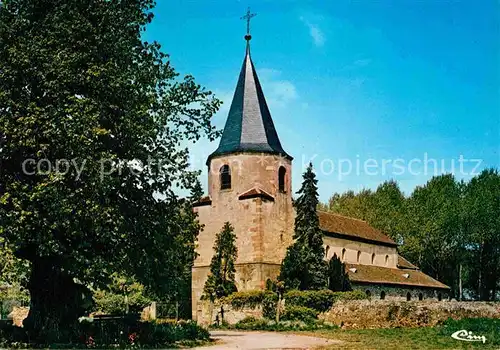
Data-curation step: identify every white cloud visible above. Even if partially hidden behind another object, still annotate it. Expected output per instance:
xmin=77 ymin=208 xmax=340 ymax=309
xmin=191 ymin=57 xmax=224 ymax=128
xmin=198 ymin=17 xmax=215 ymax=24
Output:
xmin=257 ymin=68 xmax=298 ymax=108
xmin=300 ymin=16 xmax=325 ymax=47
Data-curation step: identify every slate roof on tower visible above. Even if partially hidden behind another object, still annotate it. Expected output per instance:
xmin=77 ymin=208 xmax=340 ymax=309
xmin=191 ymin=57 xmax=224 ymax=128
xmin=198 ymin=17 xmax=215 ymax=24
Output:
xmin=207 ymin=43 xmax=292 ymax=164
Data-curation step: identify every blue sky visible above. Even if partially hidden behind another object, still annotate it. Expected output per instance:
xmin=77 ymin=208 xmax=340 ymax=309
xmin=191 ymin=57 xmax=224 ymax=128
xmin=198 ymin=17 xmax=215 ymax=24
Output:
xmin=144 ymin=0 xmax=499 ymax=202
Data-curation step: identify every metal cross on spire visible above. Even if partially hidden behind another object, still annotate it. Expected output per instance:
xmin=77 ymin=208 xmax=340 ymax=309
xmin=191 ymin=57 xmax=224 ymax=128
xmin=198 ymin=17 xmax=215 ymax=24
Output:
xmin=241 ymin=7 xmax=256 ymax=41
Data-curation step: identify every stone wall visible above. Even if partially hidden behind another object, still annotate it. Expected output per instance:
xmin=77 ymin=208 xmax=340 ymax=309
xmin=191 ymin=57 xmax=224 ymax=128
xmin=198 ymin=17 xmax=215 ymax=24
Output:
xmin=196 ymin=299 xmax=263 ymax=327
xmin=322 ymin=235 xmax=398 ymax=268
xmin=319 ymin=300 xmax=500 ymax=329
xmin=351 ymin=283 xmax=449 ymax=301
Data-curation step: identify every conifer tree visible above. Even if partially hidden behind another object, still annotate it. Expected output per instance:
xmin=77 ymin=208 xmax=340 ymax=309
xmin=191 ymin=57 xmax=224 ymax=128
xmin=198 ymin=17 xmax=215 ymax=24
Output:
xmin=203 ymin=222 xmax=238 ymax=301
xmin=279 ymin=163 xmax=328 ymax=290
xmin=327 ymin=254 xmax=351 ymax=291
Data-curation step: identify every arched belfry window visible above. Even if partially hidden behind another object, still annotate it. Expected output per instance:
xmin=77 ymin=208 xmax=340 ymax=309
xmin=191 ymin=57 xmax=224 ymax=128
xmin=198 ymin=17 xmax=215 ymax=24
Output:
xmin=371 ymin=253 xmax=376 ymax=264
xmin=357 ymin=251 xmax=361 ymax=263
xmin=341 ymin=248 xmax=346 ymax=261
xmin=278 ymin=166 xmax=286 ymax=193
xmin=220 ymin=165 xmax=231 ymax=190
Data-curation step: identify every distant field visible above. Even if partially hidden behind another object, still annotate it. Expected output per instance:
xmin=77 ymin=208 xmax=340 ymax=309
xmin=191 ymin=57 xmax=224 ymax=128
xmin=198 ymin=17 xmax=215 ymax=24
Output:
xmin=304 ymin=318 xmax=500 ymax=350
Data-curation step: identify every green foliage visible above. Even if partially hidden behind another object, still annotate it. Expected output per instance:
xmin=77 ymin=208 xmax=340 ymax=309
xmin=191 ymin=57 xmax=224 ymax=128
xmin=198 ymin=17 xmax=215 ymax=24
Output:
xmin=0 ymin=318 xmax=209 ymax=348
xmin=283 ymin=290 xmax=367 ymax=314
xmin=279 ymin=163 xmax=328 ymax=290
xmin=203 ymin=222 xmax=238 ymax=302
xmin=281 ymin=305 xmax=318 ymax=322
xmin=227 ymin=317 xmax=337 ymax=331
xmin=262 ymin=293 xmax=279 ymax=319
xmin=284 ymin=289 xmax=335 ymax=313
xmin=327 ymin=253 xmax=351 ymax=292
xmin=0 ymin=243 xmax=30 ymax=318
xmin=222 ymin=290 xmax=275 ymax=310
xmin=0 ymin=0 xmax=220 ymax=338
xmin=332 ymin=290 xmax=367 ymax=301
xmin=461 ymin=169 xmax=500 ymax=301
xmin=321 ymin=170 xmax=500 ymax=301
xmin=93 ymin=274 xmax=151 ymax=315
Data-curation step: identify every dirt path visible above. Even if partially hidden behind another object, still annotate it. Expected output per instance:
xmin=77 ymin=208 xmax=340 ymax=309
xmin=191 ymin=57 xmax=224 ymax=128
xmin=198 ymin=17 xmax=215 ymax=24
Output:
xmin=193 ymin=330 xmax=341 ymax=350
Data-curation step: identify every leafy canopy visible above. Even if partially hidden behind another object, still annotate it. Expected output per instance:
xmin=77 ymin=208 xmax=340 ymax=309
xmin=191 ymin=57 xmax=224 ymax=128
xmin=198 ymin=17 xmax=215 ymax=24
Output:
xmin=0 ymin=0 xmax=220 ymax=300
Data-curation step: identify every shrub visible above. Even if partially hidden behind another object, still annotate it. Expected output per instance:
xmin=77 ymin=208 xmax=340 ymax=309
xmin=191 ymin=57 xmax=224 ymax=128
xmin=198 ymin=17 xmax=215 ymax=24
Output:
xmin=0 ymin=318 xmax=209 ymax=348
xmin=332 ymin=290 xmax=367 ymax=302
xmin=262 ymin=293 xmax=278 ymax=319
xmin=284 ymin=290 xmax=335 ymax=312
xmin=281 ymin=305 xmax=319 ymax=323
xmin=222 ymin=290 xmax=275 ymax=310
xmin=232 ymin=318 xmax=337 ymax=331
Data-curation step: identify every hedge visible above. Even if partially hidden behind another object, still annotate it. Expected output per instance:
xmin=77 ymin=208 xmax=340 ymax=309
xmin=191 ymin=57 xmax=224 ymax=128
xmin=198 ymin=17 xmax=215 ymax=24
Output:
xmin=281 ymin=306 xmax=319 ymax=323
xmin=284 ymin=290 xmax=367 ymax=313
xmin=222 ymin=290 xmax=276 ymax=310
xmin=0 ymin=317 xmax=209 ymax=348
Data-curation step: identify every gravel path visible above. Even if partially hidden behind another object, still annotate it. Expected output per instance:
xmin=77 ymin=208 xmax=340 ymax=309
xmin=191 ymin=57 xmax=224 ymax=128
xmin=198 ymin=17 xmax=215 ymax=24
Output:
xmin=192 ymin=330 xmax=341 ymax=350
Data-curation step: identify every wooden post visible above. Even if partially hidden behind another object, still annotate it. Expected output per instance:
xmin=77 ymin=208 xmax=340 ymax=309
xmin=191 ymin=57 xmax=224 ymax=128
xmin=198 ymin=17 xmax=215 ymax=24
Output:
xmin=459 ymin=264 xmax=463 ymax=301
xmin=275 ymin=293 xmax=281 ymax=323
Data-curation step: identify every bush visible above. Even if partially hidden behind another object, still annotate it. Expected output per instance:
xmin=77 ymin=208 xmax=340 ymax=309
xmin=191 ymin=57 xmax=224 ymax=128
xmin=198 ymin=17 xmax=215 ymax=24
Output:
xmin=0 ymin=317 xmax=209 ymax=348
xmin=93 ymin=275 xmax=151 ymax=315
xmin=281 ymin=305 xmax=318 ymax=323
xmin=284 ymin=290 xmax=335 ymax=312
xmin=332 ymin=290 xmax=367 ymax=302
xmin=222 ymin=290 xmax=275 ymax=309
xmin=262 ymin=293 xmax=278 ymax=319
xmin=232 ymin=318 xmax=337 ymax=331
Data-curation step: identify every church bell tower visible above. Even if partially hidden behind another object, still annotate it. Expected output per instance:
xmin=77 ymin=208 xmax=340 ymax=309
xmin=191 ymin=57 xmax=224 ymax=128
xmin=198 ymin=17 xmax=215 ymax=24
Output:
xmin=191 ymin=9 xmax=295 ymax=320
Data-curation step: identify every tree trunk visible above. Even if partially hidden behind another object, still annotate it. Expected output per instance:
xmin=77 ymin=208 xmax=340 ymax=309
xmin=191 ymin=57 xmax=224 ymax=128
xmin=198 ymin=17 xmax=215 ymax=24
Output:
xmin=23 ymin=258 xmax=90 ymax=343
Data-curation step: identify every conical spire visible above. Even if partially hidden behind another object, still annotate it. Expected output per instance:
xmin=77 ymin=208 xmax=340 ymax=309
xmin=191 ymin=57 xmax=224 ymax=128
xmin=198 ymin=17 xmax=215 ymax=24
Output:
xmin=207 ymin=41 xmax=292 ymax=164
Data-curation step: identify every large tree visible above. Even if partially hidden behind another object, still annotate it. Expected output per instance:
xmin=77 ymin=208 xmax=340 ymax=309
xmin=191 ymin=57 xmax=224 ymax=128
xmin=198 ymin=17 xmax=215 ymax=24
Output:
xmin=0 ymin=0 xmax=220 ymax=341
xmin=401 ymin=174 xmax=463 ymax=293
xmin=462 ymin=169 xmax=500 ymax=300
xmin=279 ymin=163 xmax=327 ymax=290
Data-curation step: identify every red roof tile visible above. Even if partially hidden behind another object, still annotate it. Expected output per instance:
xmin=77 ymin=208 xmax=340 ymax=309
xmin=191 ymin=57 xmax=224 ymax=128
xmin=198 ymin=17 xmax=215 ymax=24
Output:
xmin=345 ymin=263 xmax=449 ymax=289
xmin=239 ymin=187 xmax=274 ymax=202
xmin=318 ymin=211 xmax=397 ymax=246
xmin=398 ymin=256 xmax=419 ymax=270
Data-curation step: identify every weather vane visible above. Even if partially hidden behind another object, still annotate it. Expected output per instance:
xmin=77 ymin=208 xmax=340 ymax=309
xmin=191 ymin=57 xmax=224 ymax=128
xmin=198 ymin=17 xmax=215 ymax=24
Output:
xmin=241 ymin=7 xmax=256 ymax=41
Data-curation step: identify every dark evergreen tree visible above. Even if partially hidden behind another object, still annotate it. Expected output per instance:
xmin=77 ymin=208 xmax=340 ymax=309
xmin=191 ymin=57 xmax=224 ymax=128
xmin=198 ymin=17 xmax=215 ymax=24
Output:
xmin=327 ymin=254 xmax=351 ymax=291
xmin=203 ymin=222 xmax=238 ymax=301
xmin=279 ymin=163 xmax=328 ymax=290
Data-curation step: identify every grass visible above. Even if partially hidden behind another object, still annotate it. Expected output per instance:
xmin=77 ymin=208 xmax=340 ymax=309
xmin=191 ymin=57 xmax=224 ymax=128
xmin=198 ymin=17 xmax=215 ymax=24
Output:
xmin=301 ymin=318 xmax=500 ymax=350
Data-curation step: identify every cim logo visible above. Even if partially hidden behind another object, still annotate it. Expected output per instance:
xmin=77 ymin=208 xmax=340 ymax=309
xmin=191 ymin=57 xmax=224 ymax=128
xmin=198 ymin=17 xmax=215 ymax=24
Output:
xmin=451 ymin=330 xmax=486 ymax=344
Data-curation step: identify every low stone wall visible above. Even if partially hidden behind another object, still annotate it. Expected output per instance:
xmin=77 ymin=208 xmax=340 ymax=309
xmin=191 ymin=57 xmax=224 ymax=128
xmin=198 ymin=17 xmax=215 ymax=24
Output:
xmin=196 ymin=300 xmax=263 ymax=326
xmin=319 ymin=300 xmax=500 ymax=329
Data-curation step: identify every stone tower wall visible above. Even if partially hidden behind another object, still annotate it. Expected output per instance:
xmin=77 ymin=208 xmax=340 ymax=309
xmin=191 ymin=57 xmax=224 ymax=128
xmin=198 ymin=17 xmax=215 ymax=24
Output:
xmin=191 ymin=152 xmax=295 ymax=320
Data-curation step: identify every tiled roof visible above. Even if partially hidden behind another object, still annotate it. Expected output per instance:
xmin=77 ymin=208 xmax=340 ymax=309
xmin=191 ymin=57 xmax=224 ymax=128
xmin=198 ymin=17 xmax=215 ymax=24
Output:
xmin=207 ymin=44 xmax=292 ymax=164
xmin=238 ymin=187 xmax=274 ymax=202
xmin=192 ymin=195 xmax=212 ymax=207
xmin=318 ymin=211 xmax=397 ymax=246
xmin=345 ymin=263 xmax=449 ymax=289
xmin=398 ymin=256 xmax=419 ymax=270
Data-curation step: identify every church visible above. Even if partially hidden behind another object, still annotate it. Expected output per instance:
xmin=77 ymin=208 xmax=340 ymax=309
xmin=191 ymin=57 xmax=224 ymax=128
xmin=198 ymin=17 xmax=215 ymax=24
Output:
xmin=191 ymin=30 xmax=449 ymax=320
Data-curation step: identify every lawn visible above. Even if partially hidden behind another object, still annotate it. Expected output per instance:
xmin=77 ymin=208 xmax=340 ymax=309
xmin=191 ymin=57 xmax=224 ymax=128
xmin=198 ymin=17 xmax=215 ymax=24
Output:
xmin=303 ymin=318 xmax=500 ymax=350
